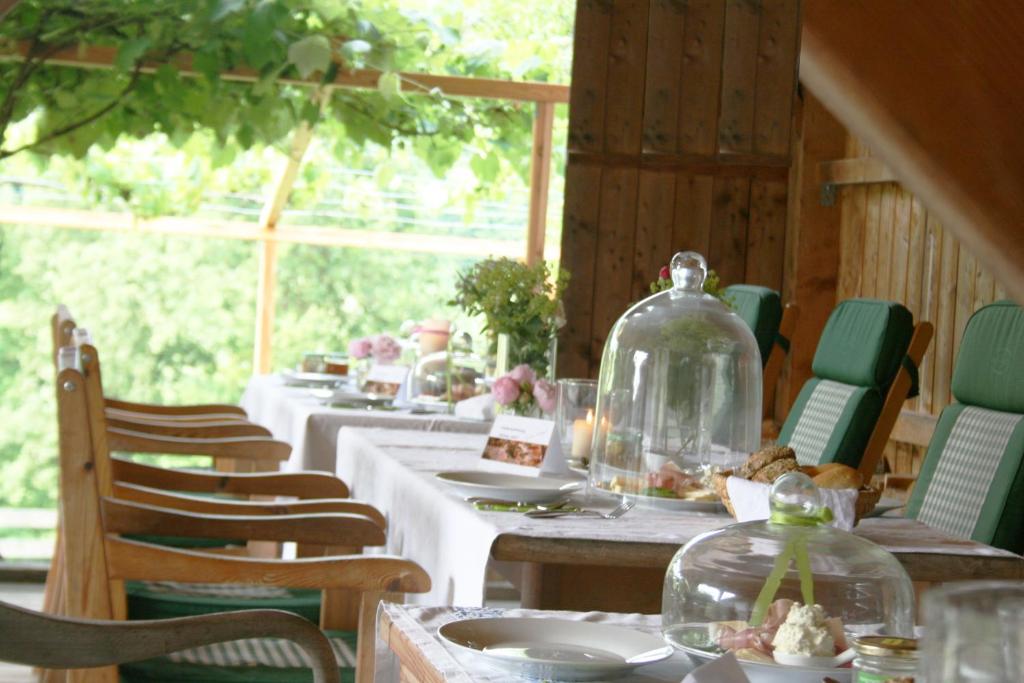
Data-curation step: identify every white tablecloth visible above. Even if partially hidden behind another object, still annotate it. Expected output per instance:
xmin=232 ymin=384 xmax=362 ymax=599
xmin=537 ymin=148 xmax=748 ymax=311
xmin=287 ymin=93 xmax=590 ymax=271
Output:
xmin=337 ymin=428 xmax=1023 ymax=608
xmin=376 ymin=603 xmax=697 ymax=683
xmin=239 ymin=374 xmax=491 ymax=472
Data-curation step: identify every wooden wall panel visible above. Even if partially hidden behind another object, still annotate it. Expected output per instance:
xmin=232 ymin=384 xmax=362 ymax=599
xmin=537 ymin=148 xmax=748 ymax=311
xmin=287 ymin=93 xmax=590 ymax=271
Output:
xmin=830 ymin=136 xmax=1016 ymax=476
xmin=559 ymin=0 xmax=801 ymax=378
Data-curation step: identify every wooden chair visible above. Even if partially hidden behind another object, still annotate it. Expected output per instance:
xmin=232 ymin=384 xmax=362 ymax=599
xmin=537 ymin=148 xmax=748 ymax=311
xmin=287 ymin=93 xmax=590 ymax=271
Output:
xmin=904 ymin=301 xmax=1024 ymax=554
xmin=0 ymin=601 xmax=339 ymax=683
xmin=53 ymin=305 xmax=250 ymax=422
xmin=53 ymin=363 xmax=429 ymax=683
xmin=775 ymin=299 xmax=934 ymax=480
xmin=723 ymin=285 xmax=799 ymax=421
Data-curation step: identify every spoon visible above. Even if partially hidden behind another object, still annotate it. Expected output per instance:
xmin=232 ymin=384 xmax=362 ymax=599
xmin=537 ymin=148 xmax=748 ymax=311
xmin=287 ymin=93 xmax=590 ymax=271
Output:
xmin=525 ymin=499 xmax=635 ymax=519
xmin=773 ymin=647 xmax=856 ymax=668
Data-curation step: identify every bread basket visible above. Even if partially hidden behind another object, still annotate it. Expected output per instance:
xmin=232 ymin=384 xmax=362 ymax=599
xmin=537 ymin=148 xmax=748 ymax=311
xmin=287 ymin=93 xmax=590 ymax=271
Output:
xmin=713 ymin=470 xmax=882 ymax=524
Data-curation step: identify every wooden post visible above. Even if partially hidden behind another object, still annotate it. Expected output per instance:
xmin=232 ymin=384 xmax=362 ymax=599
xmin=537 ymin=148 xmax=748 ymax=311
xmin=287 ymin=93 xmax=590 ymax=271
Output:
xmin=526 ymin=101 xmax=556 ymax=265
xmin=778 ymin=90 xmax=846 ymax=413
xmin=252 ymin=119 xmax=318 ymax=374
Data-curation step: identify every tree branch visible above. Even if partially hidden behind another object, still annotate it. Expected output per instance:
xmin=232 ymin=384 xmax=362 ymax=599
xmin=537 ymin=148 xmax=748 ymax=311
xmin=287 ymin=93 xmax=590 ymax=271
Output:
xmin=0 ymin=62 xmax=143 ymax=159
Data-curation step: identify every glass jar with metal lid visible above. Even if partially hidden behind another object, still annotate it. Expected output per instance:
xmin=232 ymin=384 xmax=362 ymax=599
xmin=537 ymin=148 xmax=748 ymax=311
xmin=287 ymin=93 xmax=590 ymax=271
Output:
xmin=853 ymin=636 xmax=918 ymax=682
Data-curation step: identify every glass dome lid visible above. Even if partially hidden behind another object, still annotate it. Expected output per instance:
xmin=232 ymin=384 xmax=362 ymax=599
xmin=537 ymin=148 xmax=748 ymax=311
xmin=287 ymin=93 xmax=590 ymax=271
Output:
xmin=587 ymin=251 xmax=762 ymax=508
xmin=408 ymin=350 xmax=487 ymax=406
xmin=662 ymin=473 xmax=915 ymax=665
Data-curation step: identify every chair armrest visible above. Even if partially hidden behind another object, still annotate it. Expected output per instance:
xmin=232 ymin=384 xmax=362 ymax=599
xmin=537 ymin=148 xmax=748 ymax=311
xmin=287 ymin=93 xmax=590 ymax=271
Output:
xmin=0 ymin=602 xmax=339 ymax=683
xmin=102 ymin=498 xmax=385 ymax=547
xmin=112 ymin=482 xmax=383 ymax=528
xmin=107 ymin=428 xmax=291 ymax=462
xmin=112 ymin=457 xmax=349 ymax=498
xmin=106 ymin=415 xmax=273 ymax=439
xmin=106 ymin=537 xmax=431 ymax=594
xmin=105 ymin=397 xmax=248 ymax=417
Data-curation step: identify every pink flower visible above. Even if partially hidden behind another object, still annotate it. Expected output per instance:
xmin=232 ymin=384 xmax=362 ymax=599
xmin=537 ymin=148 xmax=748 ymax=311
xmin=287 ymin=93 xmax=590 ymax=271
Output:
xmin=492 ymin=376 xmax=521 ymax=405
xmin=533 ymin=379 xmax=557 ymax=413
xmin=371 ymin=334 xmax=403 ymax=363
xmin=659 ymin=265 xmax=671 ymax=280
xmin=348 ymin=337 xmax=372 ymax=359
xmin=508 ymin=364 xmax=537 ymax=385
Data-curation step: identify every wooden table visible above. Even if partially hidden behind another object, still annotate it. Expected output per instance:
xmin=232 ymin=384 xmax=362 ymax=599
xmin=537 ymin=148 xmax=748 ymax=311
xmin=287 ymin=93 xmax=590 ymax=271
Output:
xmin=338 ymin=428 xmax=1024 ymax=614
xmin=376 ymin=603 xmax=697 ymax=683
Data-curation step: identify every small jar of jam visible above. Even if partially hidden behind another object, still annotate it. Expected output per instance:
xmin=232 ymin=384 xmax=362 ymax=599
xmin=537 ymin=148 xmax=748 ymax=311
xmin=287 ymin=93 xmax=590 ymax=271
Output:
xmin=853 ymin=636 xmax=918 ymax=682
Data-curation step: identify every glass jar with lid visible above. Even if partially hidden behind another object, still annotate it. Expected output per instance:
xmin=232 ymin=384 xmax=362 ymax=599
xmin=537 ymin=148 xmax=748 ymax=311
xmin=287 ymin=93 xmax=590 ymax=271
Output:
xmin=407 ymin=350 xmax=488 ymax=410
xmin=587 ymin=251 xmax=762 ymax=508
xmin=662 ymin=473 xmax=915 ymax=680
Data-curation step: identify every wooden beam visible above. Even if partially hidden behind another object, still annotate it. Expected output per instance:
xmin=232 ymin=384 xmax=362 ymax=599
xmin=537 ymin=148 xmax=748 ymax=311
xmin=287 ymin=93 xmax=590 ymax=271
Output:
xmin=0 ymin=204 xmax=554 ymax=258
xmin=525 ymin=101 xmax=555 ymax=265
xmin=818 ymin=157 xmax=898 ymax=187
xmin=0 ymin=43 xmax=569 ymax=104
xmin=800 ymin=1 xmax=1024 ymax=305
xmin=890 ymin=410 xmax=938 ymax=449
xmin=254 ymin=118 xmax=318 ymax=375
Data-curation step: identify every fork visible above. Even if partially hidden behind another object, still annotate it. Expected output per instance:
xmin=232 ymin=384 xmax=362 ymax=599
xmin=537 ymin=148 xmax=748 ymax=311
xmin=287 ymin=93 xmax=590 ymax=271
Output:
xmin=524 ymin=499 xmax=635 ymax=519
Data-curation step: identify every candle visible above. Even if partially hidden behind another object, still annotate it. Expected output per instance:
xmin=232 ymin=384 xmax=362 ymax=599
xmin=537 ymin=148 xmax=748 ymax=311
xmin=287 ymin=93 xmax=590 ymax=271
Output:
xmin=571 ymin=409 xmax=595 ymax=460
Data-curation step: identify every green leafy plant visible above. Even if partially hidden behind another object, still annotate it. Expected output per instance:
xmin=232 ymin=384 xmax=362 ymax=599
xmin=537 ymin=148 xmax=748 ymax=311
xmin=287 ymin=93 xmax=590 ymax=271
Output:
xmin=450 ymin=257 xmax=568 ymax=376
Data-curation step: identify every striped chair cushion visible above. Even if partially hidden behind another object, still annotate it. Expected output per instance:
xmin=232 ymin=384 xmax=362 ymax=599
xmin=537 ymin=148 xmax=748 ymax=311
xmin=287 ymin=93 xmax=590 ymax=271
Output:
xmin=126 ymin=581 xmax=322 ymax=623
xmin=120 ymin=630 xmax=357 ymax=683
xmin=914 ymin=405 xmax=1024 ymax=540
xmin=786 ymin=380 xmax=859 ymax=465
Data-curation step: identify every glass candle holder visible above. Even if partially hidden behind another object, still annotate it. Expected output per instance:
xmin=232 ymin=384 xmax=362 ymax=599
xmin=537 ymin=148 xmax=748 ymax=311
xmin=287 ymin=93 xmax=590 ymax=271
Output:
xmin=555 ymin=378 xmax=598 ymax=467
xmin=920 ymin=581 xmax=1024 ymax=682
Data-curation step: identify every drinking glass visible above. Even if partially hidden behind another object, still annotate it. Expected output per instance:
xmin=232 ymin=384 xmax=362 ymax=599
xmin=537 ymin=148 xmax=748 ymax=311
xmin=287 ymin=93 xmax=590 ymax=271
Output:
xmin=920 ymin=580 xmax=1024 ymax=682
xmin=555 ymin=379 xmax=598 ymax=467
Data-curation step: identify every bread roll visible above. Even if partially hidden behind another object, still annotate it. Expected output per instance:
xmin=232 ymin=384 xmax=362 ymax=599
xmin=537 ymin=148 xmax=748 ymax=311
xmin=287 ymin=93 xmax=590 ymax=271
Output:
xmin=751 ymin=457 xmax=799 ymax=483
xmin=739 ymin=446 xmax=797 ymax=479
xmin=811 ymin=464 xmax=863 ymax=489
xmin=798 ymin=465 xmax=820 ymax=477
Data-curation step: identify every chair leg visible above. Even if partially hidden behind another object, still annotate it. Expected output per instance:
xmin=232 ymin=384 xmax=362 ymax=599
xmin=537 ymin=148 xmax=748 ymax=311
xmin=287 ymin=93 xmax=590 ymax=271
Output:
xmin=355 ymin=591 xmax=384 ymax=683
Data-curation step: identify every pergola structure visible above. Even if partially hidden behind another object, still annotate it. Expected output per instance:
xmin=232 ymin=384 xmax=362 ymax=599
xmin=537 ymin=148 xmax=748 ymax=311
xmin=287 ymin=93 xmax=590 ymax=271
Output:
xmin=0 ymin=43 xmax=570 ymax=372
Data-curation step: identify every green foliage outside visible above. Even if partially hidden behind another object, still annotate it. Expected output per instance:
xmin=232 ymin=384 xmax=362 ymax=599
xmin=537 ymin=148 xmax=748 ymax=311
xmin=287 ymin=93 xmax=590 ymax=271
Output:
xmin=0 ymin=0 xmax=574 ymax=523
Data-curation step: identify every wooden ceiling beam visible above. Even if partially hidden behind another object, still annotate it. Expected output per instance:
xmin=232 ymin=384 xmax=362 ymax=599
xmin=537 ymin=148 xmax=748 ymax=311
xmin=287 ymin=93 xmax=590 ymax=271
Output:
xmin=0 ymin=43 xmax=570 ymax=104
xmin=800 ymin=1 xmax=1024 ymax=303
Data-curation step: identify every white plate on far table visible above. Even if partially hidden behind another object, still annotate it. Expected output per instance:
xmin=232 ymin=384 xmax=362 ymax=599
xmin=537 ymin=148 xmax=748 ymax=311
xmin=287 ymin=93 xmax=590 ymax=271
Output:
xmin=436 ymin=471 xmax=583 ymax=504
xmin=439 ymin=617 xmax=674 ymax=681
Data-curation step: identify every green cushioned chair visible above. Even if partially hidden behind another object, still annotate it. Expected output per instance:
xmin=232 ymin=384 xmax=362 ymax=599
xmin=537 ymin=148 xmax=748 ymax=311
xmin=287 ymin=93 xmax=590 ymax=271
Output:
xmin=120 ymin=629 xmax=357 ymax=683
xmin=725 ymin=285 xmax=783 ymax=366
xmin=777 ymin=299 xmax=929 ymax=474
xmin=906 ymin=301 xmax=1024 ymax=554
xmin=725 ymin=285 xmax=799 ymax=419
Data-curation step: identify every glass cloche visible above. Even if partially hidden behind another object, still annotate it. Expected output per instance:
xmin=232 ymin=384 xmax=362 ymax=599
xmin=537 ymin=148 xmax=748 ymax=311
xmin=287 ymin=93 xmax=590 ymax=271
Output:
xmin=407 ymin=350 xmax=487 ymax=408
xmin=662 ymin=474 xmax=915 ymax=669
xmin=587 ymin=251 xmax=762 ymax=508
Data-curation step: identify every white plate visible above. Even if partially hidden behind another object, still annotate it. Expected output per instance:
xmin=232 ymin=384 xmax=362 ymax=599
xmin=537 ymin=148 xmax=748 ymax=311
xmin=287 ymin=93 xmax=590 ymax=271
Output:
xmin=439 ymin=617 xmax=673 ymax=681
xmin=436 ymin=471 xmax=584 ymax=504
xmin=281 ymin=370 xmax=343 ymax=387
xmin=666 ymin=624 xmax=852 ymax=683
xmin=632 ymin=493 xmax=726 ymax=513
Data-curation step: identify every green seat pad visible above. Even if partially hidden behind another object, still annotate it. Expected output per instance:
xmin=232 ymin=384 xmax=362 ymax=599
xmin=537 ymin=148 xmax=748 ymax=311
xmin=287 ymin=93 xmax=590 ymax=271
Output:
xmin=777 ymin=378 xmax=883 ymax=467
xmin=950 ymin=301 xmax=1024 ymax=413
xmin=811 ymin=299 xmax=914 ymax=389
xmin=907 ymin=403 xmax=1024 ymax=553
xmin=724 ymin=284 xmax=783 ymax=365
xmin=120 ymin=629 xmax=356 ymax=683
xmin=126 ymin=581 xmax=322 ymax=624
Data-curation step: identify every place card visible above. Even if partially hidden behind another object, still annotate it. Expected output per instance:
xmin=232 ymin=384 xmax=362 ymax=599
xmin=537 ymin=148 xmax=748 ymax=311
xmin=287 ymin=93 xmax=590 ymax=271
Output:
xmin=682 ymin=651 xmax=749 ymax=682
xmin=363 ymin=364 xmax=410 ymax=397
xmin=480 ymin=414 xmax=567 ymax=475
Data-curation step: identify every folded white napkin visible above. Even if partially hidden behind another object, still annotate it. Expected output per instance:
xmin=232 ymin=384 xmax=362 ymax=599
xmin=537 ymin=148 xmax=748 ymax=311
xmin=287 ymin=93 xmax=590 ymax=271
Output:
xmin=454 ymin=393 xmax=495 ymax=421
xmin=682 ymin=652 xmax=750 ymax=682
xmin=725 ymin=476 xmax=859 ymax=531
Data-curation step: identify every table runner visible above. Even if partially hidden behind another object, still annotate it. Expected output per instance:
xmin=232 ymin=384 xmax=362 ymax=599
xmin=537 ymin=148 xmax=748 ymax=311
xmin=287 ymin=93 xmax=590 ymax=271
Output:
xmin=375 ymin=603 xmax=697 ymax=683
xmin=337 ymin=427 xmax=1022 ymax=608
xmin=239 ymin=373 xmax=490 ymax=472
